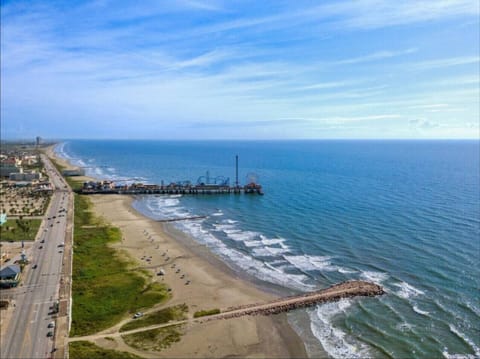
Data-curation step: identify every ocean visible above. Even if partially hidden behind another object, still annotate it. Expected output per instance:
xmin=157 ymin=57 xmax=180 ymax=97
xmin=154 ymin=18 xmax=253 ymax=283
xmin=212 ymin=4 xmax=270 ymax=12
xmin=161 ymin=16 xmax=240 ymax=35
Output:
xmin=56 ymin=140 xmax=480 ymax=359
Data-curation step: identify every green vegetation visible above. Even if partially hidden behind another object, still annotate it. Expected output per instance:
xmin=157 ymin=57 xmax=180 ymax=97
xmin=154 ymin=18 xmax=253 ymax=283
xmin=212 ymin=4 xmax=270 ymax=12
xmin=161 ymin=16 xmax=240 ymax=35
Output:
xmin=49 ymin=158 xmax=84 ymax=191
xmin=120 ymin=304 xmax=188 ymax=332
xmin=69 ymin=341 xmax=141 ymax=359
xmin=65 ymin=176 xmax=84 ymax=191
xmin=122 ymin=325 xmax=184 ymax=352
xmin=0 ymin=218 xmax=41 ymax=241
xmin=71 ymin=195 xmax=170 ymax=336
xmin=50 ymin=158 xmax=66 ymax=173
xmin=193 ymin=308 xmax=221 ymax=318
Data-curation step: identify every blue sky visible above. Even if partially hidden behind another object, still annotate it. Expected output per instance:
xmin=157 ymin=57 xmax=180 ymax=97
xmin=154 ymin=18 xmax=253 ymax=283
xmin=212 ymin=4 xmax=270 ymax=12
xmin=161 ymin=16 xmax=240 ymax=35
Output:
xmin=1 ymin=0 xmax=479 ymax=139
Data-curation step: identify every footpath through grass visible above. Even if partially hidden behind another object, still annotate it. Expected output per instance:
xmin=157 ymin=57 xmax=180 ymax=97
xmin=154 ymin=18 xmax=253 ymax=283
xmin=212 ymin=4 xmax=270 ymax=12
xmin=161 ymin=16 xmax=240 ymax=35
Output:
xmin=69 ymin=341 xmax=141 ymax=359
xmin=122 ymin=325 xmax=184 ymax=352
xmin=71 ymin=195 xmax=170 ymax=336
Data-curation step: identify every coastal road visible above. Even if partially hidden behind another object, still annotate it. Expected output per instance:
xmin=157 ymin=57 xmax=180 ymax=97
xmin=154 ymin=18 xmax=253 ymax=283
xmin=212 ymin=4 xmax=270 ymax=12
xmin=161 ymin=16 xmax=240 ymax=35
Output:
xmin=0 ymin=154 xmax=71 ymax=359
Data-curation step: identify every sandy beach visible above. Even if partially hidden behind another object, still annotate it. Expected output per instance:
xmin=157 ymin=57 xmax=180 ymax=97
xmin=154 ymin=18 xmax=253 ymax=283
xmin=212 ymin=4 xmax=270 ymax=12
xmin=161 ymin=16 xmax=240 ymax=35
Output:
xmin=47 ymin=146 xmax=308 ymax=358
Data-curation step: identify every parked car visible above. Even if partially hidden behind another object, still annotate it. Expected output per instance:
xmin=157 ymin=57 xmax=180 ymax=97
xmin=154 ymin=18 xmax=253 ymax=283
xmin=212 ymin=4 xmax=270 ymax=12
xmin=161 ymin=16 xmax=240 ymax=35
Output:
xmin=32 ymin=264 xmax=38 ymax=269
xmin=48 ymin=321 xmax=55 ymax=328
xmin=47 ymin=331 xmax=54 ymax=337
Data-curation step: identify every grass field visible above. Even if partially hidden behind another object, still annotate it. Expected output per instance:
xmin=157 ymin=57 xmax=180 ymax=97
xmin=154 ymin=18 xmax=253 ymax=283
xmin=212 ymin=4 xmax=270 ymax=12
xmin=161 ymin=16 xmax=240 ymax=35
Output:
xmin=120 ymin=304 xmax=188 ymax=332
xmin=193 ymin=308 xmax=221 ymax=318
xmin=122 ymin=325 xmax=184 ymax=352
xmin=69 ymin=341 xmax=141 ymax=359
xmin=71 ymin=195 xmax=170 ymax=336
xmin=0 ymin=219 xmax=42 ymax=242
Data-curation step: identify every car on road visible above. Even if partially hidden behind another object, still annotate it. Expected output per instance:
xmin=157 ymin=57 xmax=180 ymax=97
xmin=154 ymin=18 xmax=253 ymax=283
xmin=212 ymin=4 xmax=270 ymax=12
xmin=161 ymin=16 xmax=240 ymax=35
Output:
xmin=32 ymin=264 xmax=38 ymax=269
xmin=47 ymin=331 xmax=54 ymax=337
xmin=39 ymin=246 xmax=43 ymax=249
xmin=40 ymin=239 xmax=45 ymax=243
xmin=133 ymin=312 xmax=143 ymax=319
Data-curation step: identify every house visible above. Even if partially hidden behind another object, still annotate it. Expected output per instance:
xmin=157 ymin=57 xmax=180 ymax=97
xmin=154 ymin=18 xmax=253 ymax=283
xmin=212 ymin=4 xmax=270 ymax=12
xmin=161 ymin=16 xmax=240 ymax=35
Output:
xmin=0 ymin=264 xmax=21 ymax=288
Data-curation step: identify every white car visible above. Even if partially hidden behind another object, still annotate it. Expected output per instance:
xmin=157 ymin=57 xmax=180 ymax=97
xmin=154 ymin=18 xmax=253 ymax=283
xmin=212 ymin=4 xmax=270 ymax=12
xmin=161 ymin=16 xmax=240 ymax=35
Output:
xmin=133 ymin=312 xmax=143 ymax=319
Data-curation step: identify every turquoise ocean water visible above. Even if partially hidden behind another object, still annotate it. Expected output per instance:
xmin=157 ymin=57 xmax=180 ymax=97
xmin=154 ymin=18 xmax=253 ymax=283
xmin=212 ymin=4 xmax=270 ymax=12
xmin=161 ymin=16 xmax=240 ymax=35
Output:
xmin=56 ymin=140 xmax=479 ymax=358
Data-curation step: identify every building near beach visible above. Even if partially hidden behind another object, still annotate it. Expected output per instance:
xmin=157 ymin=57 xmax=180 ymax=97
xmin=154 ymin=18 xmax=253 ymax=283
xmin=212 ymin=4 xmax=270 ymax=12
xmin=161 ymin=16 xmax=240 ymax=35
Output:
xmin=0 ymin=265 xmax=21 ymax=288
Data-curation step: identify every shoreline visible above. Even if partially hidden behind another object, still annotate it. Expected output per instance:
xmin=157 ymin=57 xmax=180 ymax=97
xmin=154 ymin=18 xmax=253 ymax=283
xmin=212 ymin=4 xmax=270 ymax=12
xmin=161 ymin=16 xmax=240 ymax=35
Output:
xmin=48 ymin=144 xmax=311 ymax=358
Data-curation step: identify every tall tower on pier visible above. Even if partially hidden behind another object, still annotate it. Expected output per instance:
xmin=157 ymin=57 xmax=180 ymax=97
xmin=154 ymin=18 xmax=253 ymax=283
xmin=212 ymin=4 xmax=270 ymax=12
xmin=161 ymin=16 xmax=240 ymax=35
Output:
xmin=235 ymin=155 xmax=239 ymax=187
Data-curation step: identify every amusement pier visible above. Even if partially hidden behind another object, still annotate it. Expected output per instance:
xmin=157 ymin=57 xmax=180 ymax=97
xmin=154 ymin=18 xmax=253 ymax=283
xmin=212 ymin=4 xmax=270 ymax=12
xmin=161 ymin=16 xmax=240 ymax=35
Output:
xmin=74 ymin=155 xmax=264 ymax=196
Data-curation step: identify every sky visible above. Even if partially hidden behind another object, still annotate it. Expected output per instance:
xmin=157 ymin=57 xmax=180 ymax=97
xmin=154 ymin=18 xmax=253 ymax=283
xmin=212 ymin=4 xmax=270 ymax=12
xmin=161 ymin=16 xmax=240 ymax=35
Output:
xmin=1 ymin=0 xmax=479 ymax=140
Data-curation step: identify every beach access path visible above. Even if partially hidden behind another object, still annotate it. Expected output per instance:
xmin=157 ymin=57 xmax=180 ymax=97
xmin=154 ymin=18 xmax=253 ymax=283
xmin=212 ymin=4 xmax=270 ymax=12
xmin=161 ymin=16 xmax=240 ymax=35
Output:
xmin=69 ymin=280 xmax=384 ymax=342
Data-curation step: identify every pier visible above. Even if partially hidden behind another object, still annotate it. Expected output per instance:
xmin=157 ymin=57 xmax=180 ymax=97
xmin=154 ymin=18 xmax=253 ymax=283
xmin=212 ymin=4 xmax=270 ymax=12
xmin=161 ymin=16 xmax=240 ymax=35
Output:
xmin=75 ymin=181 xmax=263 ymax=195
xmin=75 ymin=182 xmax=264 ymax=196
xmin=72 ymin=155 xmax=265 ymax=196
xmin=69 ymin=280 xmax=384 ymax=343
xmin=205 ymin=280 xmax=384 ymax=320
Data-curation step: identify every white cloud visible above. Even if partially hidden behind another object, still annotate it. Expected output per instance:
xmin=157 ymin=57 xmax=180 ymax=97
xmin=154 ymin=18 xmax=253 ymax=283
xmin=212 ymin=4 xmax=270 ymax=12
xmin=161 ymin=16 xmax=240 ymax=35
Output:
xmin=1 ymin=0 xmax=479 ymax=139
xmin=333 ymin=48 xmax=417 ymax=65
xmin=322 ymin=0 xmax=480 ymax=30
xmin=411 ymin=56 xmax=480 ymax=71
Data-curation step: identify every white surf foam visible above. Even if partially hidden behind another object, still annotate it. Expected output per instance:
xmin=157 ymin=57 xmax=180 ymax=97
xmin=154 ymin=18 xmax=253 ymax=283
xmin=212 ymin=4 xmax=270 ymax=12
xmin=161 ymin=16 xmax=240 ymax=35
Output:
xmin=448 ymin=325 xmax=480 ymax=358
xmin=227 ymin=230 xmax=260 ymax=242
xmin=412 ymin=305 xmax=429 ymax=316
xmin=394 ymin=282 xmax=425 ymax=299
xmin=177 ymin=220 xmax=313 ymax=291
xmin=252 ymin=246 xmax=290 ymax=257
xmin=169 ymin=194 xmax=182 ymax=198
xmin=284 ymin=255 xmax=337 ymax=272
xmin=338 ymin=268 xmax=357 ymax=274
xmin=213 ymin=223 xmax=236 ymax=231
xmin=442 ymin=351 xmax=478 ymax=359
xmin=260 ymin=235 xmax=286 ymax=246
xmin=360 ymin=271 xmax=389 ymax=284
xmin=163 ymin=198 xmax=181 ymax=207
xmin=243 ymin=240 xmax=263 ymax=247
xmin=309 ymin=301 xmax=372 ymax=359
